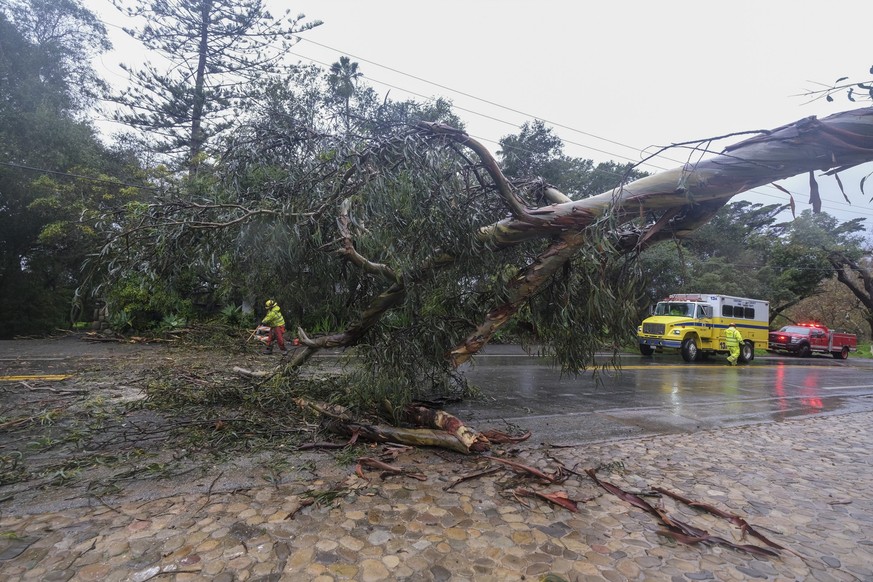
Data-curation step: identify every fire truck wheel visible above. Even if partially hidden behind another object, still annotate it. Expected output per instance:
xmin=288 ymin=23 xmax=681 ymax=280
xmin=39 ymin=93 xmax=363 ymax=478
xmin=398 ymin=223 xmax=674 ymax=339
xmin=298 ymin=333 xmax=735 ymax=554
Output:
xmin=798 ymin=343 xmax=812 ymax=358
xmin=639 ymin=344 xmax=654 ymax=356
xmin=680 ymin=337 xmax=699 ymax=362
xmin=833 ymin=346 xmax=849 ymax=360
xmin=738 ymin=341 xmax=754 ymax=363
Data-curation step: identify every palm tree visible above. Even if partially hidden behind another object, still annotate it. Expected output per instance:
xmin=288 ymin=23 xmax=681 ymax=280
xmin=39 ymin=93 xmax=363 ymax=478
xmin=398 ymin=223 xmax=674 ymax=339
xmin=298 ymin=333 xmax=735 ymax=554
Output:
xmin=327 ymin=56 xmax=362 ymax=134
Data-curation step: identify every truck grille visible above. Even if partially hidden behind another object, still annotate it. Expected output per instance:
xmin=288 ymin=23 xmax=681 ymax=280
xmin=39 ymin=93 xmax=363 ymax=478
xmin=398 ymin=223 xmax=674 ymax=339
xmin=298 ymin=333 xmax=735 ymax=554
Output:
xmin=643 ymin=323 xmax=665 ymax=335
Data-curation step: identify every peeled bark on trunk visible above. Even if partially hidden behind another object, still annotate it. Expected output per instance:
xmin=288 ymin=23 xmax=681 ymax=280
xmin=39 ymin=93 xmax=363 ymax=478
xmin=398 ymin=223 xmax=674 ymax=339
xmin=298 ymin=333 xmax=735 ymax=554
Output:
xmin=325 ymin=420 xmax=475 ymax=454
xmin=403 ymin=405 xmax=490 ymax=452
xmin=294 ymin=397 xmax=489 ymax=454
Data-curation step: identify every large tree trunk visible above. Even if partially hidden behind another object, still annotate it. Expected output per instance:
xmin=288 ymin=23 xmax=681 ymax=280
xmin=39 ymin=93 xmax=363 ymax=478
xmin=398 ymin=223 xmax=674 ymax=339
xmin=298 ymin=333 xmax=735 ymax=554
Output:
xmin=449 ymin=108 xmax=873 ymax=366
xmin=475 ymin=108 xmax=873 ymax=248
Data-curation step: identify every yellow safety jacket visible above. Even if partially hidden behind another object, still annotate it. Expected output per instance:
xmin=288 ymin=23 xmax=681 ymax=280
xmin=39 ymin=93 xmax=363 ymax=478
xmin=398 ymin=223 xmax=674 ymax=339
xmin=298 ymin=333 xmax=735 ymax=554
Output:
xmin=262 ymin=305 xmax=285 ymax=327
xmin=725 ymin=326 xmax=743 ymax=346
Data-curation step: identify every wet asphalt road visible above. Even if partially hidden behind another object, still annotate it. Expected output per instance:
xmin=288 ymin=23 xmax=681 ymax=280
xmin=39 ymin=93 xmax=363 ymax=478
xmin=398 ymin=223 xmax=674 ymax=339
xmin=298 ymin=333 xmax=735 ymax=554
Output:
xmin=3 ymin=337 xmax=872 ymax=447
xmin=447 ymin=347 xmax=873 ymax=445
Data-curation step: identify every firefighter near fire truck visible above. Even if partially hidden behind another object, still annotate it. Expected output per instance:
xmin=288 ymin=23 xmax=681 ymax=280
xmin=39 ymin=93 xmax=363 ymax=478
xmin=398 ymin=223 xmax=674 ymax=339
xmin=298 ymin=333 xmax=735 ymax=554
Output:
xmin=725 ymin=322 xmax=743 ymax=366
xmin=637 ymin=294 xmax=769 ymax=364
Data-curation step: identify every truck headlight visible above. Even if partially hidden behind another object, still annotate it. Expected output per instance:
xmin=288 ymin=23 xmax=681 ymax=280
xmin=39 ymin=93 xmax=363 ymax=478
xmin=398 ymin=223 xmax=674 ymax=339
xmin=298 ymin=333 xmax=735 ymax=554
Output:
xmin=671 ymin=329 xmax=681 ymax=335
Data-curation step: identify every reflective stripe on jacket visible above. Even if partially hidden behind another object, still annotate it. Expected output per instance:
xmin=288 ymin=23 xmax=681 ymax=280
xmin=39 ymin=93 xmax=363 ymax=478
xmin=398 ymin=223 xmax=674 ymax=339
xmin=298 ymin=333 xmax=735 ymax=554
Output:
xmin=725 ymin=326 xmax=743 ymax=346
xmin=262 ymin=305 xmax=285 ymax=327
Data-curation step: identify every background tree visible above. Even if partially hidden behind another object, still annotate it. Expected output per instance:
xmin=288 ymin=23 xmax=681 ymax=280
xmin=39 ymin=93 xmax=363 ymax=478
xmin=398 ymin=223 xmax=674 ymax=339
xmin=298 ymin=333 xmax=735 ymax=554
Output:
xmin=0 ymin=0 xmax=130 ymax=338
xmin=108 ymin=0 xmax=320 ymax=171
xmin=766 ymin=211 xmax=866 ymax=323
xmin=637 ymin=201 xmax=869 ymax=327
xmin=785 ymin=277 xmax=870 ymax=339
xmin=3 ymin=0 xmax=110 ymax=110
xmin=827 ymin=247 xmax=873 ymax=338
xmin=645 ymin=201 xmax=784 ymax=300
xmin=327 ymin=56 xmax=363 ymax=135
xmin=496 ymin=120 xmax=646 ymax=199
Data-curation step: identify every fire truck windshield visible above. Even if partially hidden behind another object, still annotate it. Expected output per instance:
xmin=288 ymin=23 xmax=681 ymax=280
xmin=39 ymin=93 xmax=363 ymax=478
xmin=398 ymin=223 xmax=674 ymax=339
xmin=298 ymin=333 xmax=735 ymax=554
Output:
xmin=654 ymin=302 xmax=693 ymax=317
xmin=779 ymin=325 xmax=811 ymax=335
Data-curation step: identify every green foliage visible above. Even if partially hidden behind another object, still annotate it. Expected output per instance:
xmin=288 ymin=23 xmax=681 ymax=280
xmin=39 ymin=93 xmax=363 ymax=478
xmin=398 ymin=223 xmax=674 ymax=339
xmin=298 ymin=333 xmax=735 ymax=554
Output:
xmin=497 ymin=121 xmax=647 ymax=198
xmin=158 ymin=314 xmax=187 ymax=332
xmin=107 ymin=310 xmax=132 ymax=333
xmin=105 ymin=275 xmax=194 ymax=332
xmin=499 ymin=120 xmax=570 ymax=181
xmin=529 ymin=220 xmax=645 ymax=372
xmin=855 ymin=343 xmax=873 ymax=358
xmin=2 ymin=0 xmax=109 ymax=109
xmin=0 ymin=1 xmax=137 ymax=338
xmin=219 ymin=304 xmax=244 ymax=327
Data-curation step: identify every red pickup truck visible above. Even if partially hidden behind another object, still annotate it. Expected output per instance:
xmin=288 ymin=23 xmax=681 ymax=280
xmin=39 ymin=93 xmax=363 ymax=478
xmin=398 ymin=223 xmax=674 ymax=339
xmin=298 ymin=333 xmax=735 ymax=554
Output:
xmin=768 ymin=322 xmax=857 ymax=359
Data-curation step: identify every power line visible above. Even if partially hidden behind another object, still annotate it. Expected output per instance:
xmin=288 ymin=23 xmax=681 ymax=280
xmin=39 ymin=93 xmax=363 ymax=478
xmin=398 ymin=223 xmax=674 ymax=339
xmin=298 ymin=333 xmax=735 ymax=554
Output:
xmin=289 ymin=41 xmax=873 ymax=221
xmin=86 ymin=17 xmax=873 ymax=221
xmin=299 ymin=37 xmax=650 ymax=155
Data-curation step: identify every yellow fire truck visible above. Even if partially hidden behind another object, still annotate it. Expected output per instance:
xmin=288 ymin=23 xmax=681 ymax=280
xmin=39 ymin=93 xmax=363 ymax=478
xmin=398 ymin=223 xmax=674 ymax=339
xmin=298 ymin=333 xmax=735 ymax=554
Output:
xmin=637 ymin=294 xmax=769 ymax=363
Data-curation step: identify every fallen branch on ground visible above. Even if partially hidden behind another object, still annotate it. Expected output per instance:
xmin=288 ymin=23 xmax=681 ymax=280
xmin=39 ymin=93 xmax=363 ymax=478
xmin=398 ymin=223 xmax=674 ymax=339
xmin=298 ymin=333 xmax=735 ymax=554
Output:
xmin=355 ymin=456 xmax=427 ymax=481
xmin=325 ymin=420 xmax=473 ymax=454
xmin=486 ymin=456 xmax=566 ymax=483
xmin=652 ymin=486 xmax=806 ymax=560
xmin=513 ymin=487 xmax=592 ymax=512
xmin=232 ymin=367 xmax=268 ymax=379
xmin=480 ymin=429 xmax=531 ymax=444
xmin=444 ymin=466 xmax=503 ymax=490
xmin=403 ymin=405 xmax=491 ymax=452
xmin=294 ymin=397 xmax=491 ymax=454
xmin=586 ymin=468 xmax=780 ymax=557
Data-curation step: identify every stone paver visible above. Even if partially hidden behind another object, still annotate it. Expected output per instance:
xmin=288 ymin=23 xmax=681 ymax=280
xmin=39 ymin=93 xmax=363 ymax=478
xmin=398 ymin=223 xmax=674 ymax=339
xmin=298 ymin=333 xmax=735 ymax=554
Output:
xmin=1 ymin=411 xmax=872 ymax=581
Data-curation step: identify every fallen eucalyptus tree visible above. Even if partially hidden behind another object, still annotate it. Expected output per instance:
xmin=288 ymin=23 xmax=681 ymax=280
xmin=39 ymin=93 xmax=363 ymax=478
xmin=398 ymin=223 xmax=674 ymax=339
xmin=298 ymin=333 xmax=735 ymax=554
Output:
xmin=96 ymin=106 xmax=873 ymax=414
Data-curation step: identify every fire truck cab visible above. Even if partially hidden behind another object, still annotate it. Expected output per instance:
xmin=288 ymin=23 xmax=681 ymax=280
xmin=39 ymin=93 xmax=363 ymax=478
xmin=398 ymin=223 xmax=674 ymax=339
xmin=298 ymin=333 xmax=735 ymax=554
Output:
xmin=637 ymin=294 xmax=770 ymax=363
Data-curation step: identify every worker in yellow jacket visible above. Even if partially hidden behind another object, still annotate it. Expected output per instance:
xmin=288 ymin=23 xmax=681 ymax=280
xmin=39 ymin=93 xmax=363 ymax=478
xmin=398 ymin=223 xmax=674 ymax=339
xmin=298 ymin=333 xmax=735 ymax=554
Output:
xmin=261 ymin=299 xmax=287 ymax=354
xmin=725 ymin=322 xmax=744 ymax=366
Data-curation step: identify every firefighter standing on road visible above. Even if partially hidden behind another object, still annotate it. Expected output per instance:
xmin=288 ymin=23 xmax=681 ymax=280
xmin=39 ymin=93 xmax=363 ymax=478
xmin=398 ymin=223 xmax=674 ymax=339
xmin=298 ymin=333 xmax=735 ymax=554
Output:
xmin=725 ymin=322 xmax=744 ymax=366
xmin=261 ymin=299 xmax=287 ymax=355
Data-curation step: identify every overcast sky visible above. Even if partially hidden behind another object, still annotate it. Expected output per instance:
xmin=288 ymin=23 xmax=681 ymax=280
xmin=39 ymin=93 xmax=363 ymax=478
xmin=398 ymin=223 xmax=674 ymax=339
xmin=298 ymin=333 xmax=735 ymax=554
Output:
xmin=85 ymin=0 xmax=873 ymax=225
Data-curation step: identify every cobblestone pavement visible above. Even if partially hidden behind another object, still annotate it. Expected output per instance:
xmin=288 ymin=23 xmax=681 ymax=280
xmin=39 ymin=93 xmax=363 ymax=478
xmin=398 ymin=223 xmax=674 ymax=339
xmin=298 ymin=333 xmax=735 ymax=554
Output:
xmin=1 ymin=410 xmax=871 ymax=581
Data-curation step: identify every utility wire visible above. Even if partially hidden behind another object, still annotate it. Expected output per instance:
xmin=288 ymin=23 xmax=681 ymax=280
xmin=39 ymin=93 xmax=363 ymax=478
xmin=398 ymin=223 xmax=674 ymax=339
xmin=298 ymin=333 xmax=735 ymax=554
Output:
xmin=84 ymin=18 xmax=873 ymax=220
xmin=288 ymin=42 xmax=873 ymax=220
